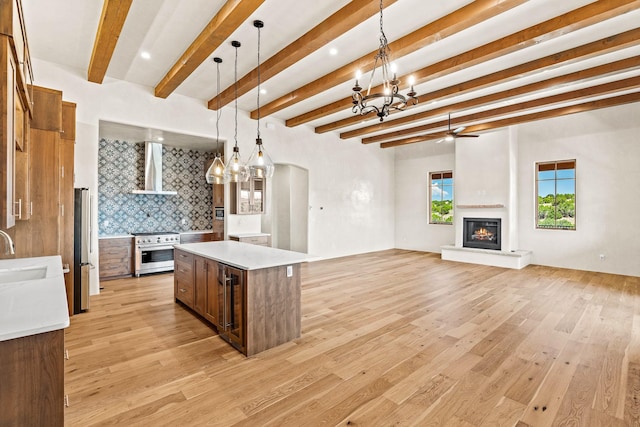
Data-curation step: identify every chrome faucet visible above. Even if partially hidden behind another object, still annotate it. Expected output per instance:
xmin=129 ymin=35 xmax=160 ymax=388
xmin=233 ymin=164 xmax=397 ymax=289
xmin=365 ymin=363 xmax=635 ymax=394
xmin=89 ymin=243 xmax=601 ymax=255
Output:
xmin=0 ymin=230 xmax=15 ymax=255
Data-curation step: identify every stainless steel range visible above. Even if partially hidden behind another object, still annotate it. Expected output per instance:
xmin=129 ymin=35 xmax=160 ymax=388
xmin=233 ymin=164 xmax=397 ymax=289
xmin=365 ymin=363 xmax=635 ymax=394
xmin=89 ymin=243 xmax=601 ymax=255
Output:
xmin=133 ymin=232 xmax=181 ymax=277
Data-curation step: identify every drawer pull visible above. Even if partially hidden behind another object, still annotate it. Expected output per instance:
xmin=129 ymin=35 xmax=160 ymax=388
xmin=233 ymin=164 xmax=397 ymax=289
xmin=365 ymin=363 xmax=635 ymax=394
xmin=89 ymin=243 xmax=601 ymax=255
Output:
xmin=64 ymin=349 xmax=69 ymax=360
xmin=64 ymin=395 xmax=70 ymax=407
xmin=179 ymin=288 xmax=187 ymax=293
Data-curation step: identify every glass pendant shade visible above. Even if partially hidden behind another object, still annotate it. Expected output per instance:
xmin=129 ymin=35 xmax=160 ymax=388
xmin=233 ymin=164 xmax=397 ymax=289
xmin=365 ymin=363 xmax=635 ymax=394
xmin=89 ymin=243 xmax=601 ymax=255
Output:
xmin=205 ymin=152 xmax=226 ymax=184
xmin=247 ymin=138 xmax=275 ymax=179
xmin=223 ymin=146 xmax=249 ymax=183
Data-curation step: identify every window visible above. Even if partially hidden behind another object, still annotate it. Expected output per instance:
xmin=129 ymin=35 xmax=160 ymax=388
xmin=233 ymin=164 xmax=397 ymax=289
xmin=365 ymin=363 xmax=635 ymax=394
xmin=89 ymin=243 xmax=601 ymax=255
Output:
xmin=536 ymin=160 xmax=576 ymax=230
xmin=429 ymin=171 xmax=453 ymax=224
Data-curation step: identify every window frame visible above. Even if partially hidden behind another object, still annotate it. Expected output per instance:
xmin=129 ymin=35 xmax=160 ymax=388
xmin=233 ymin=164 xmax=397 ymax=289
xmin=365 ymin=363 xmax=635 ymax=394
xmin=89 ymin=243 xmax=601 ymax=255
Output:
xmin=429 ymin=170 xmax=454 ymax=225
xmin=535 ymin=159 xmax=576 ymax=231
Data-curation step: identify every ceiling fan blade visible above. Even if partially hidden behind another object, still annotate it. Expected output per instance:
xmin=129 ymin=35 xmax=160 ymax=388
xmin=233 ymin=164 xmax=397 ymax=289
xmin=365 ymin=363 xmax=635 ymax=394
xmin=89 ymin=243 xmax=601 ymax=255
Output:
xmin=456 ymin=134 xmax=479 ymax=138
xmin=453 ymin=126 xmax=466 ymax=134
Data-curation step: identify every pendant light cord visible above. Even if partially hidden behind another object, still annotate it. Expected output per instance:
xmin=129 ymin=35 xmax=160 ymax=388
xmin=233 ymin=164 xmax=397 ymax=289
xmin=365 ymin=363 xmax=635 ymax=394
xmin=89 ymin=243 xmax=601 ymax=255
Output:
xmin=234 ymin=43 xmax=239 ymax=149
xmin=215 ymin=60 xmax=221 ymax=154
xmin=256 ymin=23 xmax=261 ymax=140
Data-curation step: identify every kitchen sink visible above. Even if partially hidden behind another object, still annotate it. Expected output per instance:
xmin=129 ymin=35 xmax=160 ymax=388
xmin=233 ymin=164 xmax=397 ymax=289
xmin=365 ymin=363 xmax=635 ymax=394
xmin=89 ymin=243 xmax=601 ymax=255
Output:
xmin=0 ymin=266 xmax=48 ymax=284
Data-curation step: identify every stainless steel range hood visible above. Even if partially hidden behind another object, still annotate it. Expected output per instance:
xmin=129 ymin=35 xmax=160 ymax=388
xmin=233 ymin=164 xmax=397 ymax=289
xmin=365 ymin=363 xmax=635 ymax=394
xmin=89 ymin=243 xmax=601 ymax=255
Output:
xmin=131 ymin=142 xmax=177 ymax=195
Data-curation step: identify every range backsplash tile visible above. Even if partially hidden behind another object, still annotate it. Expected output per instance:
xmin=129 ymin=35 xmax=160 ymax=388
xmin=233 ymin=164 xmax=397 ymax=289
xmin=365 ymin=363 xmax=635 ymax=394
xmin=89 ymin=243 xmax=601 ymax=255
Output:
xmin=98 ymin=139 xmax=214 ymax=235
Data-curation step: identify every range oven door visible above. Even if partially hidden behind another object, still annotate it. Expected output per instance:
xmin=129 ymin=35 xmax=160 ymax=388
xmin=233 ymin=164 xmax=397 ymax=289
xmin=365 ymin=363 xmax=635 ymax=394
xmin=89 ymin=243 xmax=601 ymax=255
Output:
xmin=135 ymin=245 xmax=175 ymax=277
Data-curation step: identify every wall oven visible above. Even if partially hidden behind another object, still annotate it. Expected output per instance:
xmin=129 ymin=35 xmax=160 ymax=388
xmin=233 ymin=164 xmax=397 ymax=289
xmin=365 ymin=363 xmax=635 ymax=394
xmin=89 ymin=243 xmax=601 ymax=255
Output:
xmin=133 ymin=232 xmax=180 ymax=277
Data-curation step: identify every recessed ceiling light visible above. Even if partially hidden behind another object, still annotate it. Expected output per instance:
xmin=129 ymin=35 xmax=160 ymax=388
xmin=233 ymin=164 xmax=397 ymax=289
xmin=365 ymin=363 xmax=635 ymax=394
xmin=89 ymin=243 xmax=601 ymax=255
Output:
xmin=260 ymin=89 xmax=267 ymax=95
xmin=141 ymin=51 xmax=151 ymax=60
xmin=329 ymin=47 xmax=338 ymax=56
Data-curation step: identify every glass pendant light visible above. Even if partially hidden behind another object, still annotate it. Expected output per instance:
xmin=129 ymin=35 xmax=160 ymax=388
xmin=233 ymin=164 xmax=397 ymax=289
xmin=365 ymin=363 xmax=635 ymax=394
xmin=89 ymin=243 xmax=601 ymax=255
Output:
xmin=247 ymin=20 xmax=275 ymax=179
xmin=205 ymin=57 xmax=226 ymax=184
xmin=223 ymin=40 xmax=250 ymax=183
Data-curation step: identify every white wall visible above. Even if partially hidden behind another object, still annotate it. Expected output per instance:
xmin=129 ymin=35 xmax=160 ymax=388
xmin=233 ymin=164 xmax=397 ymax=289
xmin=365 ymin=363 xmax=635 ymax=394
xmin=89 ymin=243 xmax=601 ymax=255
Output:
xmin=517 ymin=103 xmax=640 ymax=277
xmin=394 ymin=143 xmax=455 ymax=252
xmin=32 ymin=59 xmax=396 ymax=293
xmin=394 ymin=103 xmax=640 ymax=277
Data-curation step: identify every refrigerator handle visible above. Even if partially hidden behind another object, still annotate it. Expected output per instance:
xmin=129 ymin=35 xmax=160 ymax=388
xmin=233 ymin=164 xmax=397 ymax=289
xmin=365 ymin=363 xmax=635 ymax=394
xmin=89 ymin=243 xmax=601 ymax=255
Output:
xmin=88 ymin=192 xmax=93 ymax=254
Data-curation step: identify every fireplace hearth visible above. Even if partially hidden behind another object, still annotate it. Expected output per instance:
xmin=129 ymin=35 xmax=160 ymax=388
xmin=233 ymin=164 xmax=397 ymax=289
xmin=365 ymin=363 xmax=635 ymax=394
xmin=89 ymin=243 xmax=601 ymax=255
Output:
xmin=463 ymin=218 xmax=501 ymax=250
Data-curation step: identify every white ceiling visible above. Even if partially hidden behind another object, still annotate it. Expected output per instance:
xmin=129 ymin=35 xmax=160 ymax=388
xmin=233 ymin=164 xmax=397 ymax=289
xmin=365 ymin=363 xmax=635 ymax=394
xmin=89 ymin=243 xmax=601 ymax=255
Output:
xmin=21 ymin=0 xmax=640 ymax=147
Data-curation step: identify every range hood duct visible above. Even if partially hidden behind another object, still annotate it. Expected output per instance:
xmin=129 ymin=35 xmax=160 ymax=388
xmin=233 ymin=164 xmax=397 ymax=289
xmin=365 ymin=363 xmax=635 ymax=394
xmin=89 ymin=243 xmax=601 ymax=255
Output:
xmin=131 ymin=142 xmax=177 ymax=195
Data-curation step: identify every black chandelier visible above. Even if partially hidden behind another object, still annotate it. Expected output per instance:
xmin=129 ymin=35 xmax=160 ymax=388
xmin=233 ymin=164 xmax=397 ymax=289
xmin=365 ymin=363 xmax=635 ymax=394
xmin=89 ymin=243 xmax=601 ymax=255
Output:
xmin=352 ymin=0 xmax=418 ymax=122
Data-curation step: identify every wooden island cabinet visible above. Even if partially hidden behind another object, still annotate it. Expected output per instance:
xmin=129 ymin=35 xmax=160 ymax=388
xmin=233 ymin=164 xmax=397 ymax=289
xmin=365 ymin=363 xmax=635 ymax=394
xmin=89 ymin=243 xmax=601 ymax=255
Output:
xmin=174 ymin=241 xmax=307 ymax=356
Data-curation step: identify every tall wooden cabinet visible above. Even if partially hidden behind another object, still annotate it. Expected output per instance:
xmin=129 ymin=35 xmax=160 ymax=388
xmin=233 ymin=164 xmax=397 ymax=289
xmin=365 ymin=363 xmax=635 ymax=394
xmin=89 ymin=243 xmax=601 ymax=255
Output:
xmin=14 ymin=86 xmax=76 ymax=314
xmin=60 ymin=102 xmax=76 ymax=312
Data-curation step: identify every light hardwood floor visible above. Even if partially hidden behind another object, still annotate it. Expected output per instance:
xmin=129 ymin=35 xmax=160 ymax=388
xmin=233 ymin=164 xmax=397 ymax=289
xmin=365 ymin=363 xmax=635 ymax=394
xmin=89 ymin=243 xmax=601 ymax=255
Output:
xmin=63 ymin=250 xmax=640 ymax=426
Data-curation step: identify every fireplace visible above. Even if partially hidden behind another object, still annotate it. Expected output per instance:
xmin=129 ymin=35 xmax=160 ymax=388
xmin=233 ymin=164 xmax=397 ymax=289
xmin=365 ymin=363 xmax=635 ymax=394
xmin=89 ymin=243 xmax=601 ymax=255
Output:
xmin=463 ymin=218 xmax=501 ymax=250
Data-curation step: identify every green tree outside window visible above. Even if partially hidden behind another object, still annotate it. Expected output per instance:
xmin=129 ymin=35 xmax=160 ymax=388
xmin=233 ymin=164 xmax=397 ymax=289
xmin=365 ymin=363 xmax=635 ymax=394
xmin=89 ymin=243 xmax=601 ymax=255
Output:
xmin=430 ymin=171 xmax=454 ymax=225
xmin=536 ymin=160 xmax=576 ymax=230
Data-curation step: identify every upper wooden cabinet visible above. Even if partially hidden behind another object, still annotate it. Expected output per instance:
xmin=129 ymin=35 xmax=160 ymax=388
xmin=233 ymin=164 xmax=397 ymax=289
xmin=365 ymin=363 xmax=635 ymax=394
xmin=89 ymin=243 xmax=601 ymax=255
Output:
xmin=61 ymin=101 xmax=76 ymax=141
xmin=230 ymin=177 xmax=265 ymax=215
xmin=30 ymin=85 xmax=62 ymax=131
xmin=1 ymin=36 xmax=16 ymax=229
xmin=0 ymin=0 xmax=33 ymax=116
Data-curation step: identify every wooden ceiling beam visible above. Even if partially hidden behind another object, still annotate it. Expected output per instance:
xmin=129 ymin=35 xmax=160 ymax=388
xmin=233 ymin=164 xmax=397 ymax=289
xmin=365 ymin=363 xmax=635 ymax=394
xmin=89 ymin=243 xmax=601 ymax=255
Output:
xmin=87 ymin=0 xmax=133 ymax=84
xmin=206 ymin=0 xmax=396 ymax=111
xmin=361 ymin=56 xmax=640 ymax=143
xmin=379 ymin=91 xmax=640 ymax=148
xmin=287 ymin=0 xmax=640 ymax=128
xmin=326 ymin=26 xmax=640 ymax=135
xmin=154 ymin=0 xmax=265 ymax=99
xmin=250 ymin=0 xmax=527 ymax=118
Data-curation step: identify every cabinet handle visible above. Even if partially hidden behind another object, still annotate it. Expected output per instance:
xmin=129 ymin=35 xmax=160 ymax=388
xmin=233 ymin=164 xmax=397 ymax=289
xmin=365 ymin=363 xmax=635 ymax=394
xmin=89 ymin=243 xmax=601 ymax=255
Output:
xmin=179 ymin=288 xmax=187 ymax=293
xmin=61 ymin=204 xmax=64 ymax=217
xmin=14 ymin=200 xmax=22 ymax=219
xmin=64 ymin=395 xmax=70 ymax=407
xmin=29 ymin=202 xmax=33 ymax=216
xmin=64 ymin=349 xmax=69 ymax=360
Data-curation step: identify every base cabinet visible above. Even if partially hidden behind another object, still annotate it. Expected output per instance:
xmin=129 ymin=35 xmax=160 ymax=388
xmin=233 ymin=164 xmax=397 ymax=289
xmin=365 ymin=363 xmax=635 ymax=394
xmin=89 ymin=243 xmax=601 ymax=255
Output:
xmin=98 ymin=237 xmax=133 ymax=280
xmin=0 ymin=329 xmax=65 ymax=426
xmin=174 ymin=248 xmax=300 ymax=356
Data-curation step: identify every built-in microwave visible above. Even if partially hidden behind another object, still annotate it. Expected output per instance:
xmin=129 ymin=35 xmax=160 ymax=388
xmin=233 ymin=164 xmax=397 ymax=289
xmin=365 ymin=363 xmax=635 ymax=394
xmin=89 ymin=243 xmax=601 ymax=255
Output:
xmin=214 ymin=207 xmax=224 ymax=221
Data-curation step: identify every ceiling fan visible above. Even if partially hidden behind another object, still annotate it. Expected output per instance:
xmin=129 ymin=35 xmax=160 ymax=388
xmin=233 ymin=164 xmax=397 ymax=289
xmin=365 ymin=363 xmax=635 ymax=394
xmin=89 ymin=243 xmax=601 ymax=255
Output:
xmin=436 ymin=114 xmax=479 ymax=143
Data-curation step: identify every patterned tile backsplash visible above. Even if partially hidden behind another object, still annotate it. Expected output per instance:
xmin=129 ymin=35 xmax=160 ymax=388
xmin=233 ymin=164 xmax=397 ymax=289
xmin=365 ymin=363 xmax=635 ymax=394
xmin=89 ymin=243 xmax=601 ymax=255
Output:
xmin=98 ymin=139 xmax=214 ymax=235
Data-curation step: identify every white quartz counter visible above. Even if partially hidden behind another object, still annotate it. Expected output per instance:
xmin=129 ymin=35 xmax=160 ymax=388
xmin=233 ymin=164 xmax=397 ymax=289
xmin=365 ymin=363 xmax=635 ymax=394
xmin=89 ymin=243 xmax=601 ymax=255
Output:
xmin=175 ymin=241 xmax=308 ymax=271
xmin=0 ymin=256 xmax=70 ymax=342
xmin=227 ymin=232 xmax=271 ymax=238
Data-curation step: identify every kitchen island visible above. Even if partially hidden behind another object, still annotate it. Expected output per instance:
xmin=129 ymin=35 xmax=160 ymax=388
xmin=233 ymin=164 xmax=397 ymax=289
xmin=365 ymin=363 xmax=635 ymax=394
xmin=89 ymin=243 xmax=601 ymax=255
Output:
xmin=173 ymin=241 xmax=308 ymax=356
xmin=0 ymin=255 xmax=70 ymax=426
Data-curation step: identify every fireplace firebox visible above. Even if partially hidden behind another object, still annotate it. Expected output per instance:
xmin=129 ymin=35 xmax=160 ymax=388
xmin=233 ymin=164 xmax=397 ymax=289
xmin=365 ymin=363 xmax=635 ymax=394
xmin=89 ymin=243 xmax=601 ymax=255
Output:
xmin=463 ymin=218 xmax=501 ymax=250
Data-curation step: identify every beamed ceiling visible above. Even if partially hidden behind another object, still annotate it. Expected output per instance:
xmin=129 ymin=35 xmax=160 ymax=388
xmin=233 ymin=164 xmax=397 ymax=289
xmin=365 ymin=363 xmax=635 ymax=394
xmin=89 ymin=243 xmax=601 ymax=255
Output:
xmin=22 ymin=0 xmax=640 ymax=148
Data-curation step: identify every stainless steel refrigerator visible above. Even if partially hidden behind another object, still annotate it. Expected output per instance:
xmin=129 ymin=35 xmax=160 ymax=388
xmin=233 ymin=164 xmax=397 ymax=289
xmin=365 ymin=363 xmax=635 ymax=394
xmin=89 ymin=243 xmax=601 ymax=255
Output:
xmin=73 ymin=188 xmax=92 ymax=314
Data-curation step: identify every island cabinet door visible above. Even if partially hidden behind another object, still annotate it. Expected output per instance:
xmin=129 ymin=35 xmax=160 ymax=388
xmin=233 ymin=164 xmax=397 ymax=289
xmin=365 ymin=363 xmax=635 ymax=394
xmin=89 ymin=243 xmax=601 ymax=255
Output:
xmin=203 ymin=258 xmax=219 ymax=326
xmin=217 ymin=263 xmax=246 ymax=352
xmin=193 ymin=256 xmax=207 ymax=315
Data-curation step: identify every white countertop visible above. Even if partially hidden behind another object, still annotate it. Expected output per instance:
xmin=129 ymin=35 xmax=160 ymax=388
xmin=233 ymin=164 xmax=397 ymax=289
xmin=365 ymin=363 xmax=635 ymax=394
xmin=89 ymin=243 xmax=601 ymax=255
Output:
xmin=180 ymin=230 xmax=213 ymax=235
xmin=0 ymin=256 xmax=70 ymax=342
xmin=227 ymin=232 xmax=271 ymax=238
xmin=99 ymin=234 xmax=133 ymax=239
xmin=175 ymin=241 xmax=308 ymax=271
